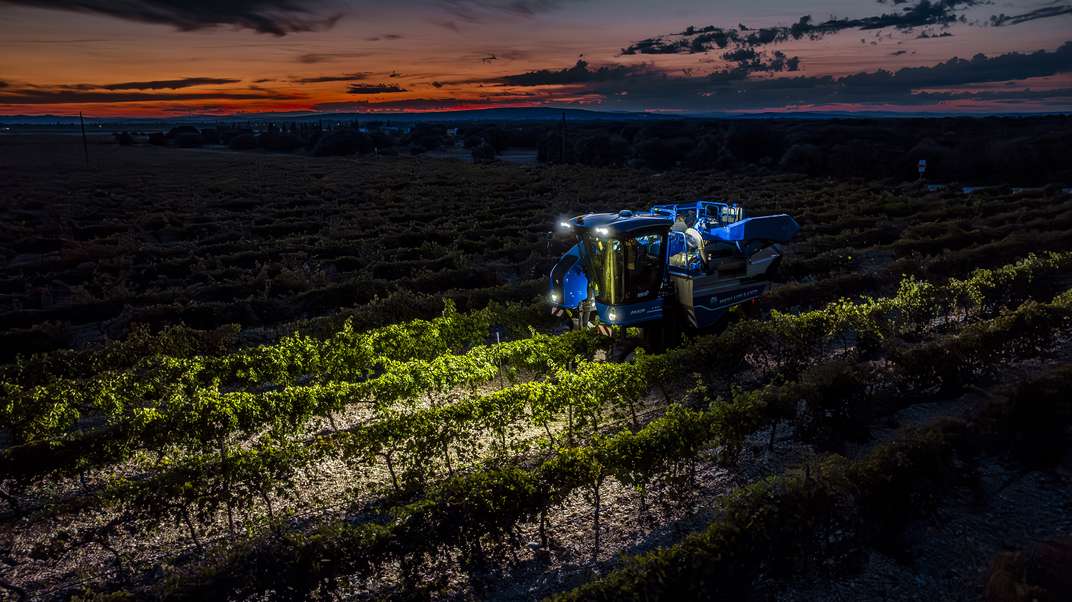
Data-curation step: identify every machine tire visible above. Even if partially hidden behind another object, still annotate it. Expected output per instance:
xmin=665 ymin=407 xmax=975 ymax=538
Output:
xmin=644 ymin=303 xmax=684 ymax=352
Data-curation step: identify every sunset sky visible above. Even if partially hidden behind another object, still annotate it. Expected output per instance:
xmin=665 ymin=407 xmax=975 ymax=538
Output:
xmin=0 ymin=0 xmax=1070 ymax=116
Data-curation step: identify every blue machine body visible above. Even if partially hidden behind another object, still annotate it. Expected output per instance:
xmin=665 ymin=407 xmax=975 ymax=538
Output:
xmin=549 ymin=242 xmax=589 ymax=309
xmin=548 ymin=201 xmax=798 ymax=331
xmin=594 ymin=296 xmax=664 ymax=326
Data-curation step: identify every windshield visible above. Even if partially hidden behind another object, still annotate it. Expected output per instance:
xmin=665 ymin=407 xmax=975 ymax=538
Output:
xmin=583 ymin=231 xmax=665 ymax=304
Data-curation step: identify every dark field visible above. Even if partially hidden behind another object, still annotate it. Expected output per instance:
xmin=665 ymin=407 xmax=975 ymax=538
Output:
xmin=4 ymin=132 xmax=1070 ymax=357
xmin=1 ymin=132 xmax=1071 ymax=600
xmin=0 ymin=134 xmax=567 ymax=359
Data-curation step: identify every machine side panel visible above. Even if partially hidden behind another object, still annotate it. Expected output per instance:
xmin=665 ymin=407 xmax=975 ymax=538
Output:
xmin=683 ymin=275 xmax=769 ymax=328
xmin=707 ymin=214 xmax=800 ymax=244
xmin=549 ymin=243 xmax=588 ymax=310
xmin=595 ymin=298 xmax=664 ymax=326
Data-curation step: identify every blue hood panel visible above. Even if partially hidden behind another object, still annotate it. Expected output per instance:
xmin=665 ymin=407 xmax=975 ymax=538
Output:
xmin=706 ymin=214 xmax=800 ymax=244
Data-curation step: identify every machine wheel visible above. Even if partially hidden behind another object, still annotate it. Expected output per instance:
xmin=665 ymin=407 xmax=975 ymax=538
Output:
xmin=570 ymin=300 xmax=597 ymax=331
xmin=707 ymin=312 xmax=732 ymax=336
xmin=568 ymin=311 xmax=595 ymax=331
xmin=643 ymin=306 xmax=684 ymax=352
xmin=737 ymin=298 xmax=763 ymax=321
xmin=641 ymin=325 xmax=657 ymax=350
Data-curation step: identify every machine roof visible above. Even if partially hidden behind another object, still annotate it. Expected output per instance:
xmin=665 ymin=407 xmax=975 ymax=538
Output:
xmin=568 ymin=211 xmax=672 ymax=236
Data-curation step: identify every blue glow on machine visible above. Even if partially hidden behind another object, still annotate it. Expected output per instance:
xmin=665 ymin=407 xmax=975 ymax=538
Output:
xmin=548 ymin=201 xmax=799 ymax=335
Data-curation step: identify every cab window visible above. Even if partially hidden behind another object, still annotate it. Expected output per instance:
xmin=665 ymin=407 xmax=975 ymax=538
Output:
xmin=668 ymin=231 xmax=703 ymax=274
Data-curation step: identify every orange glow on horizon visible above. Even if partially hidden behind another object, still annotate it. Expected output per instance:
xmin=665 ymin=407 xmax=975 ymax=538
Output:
xmin=1 ymin=1 xmax=1069 ymax=117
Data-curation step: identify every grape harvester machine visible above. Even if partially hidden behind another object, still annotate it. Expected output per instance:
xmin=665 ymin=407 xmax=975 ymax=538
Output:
xmin=549 ymin=201 xmax=799 ymax=344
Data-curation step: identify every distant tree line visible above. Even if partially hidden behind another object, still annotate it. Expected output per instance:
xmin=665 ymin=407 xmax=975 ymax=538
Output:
xmin=118 ymin=115 xmax=1072 ymax=185
xmin=120 ymin=121 xmax=462 ymax=157
xmin=526 ymin=116 xmax=1072 ymax=185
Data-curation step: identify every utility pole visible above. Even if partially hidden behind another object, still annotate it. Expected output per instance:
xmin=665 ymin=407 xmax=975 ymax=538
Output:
xmin=79 ymin=112 xmax=89 ymax=167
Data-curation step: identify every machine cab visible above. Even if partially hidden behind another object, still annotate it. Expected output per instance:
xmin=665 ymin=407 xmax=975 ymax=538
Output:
xmin=568 ymin=211 xmax=672 ymax=327
xmin=655 ymin=201 xmax=744 ymax=274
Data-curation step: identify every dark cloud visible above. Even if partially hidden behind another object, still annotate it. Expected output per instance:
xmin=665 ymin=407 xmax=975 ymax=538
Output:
xmin=910 ymin=87 xmax=1072 ymax=102
xmin=247 ymin=84 xmax=270 ymax=91
xmin=499 ymin=41 xmax=1072 ymax=112
xmin=491 ymin=0 xmax=571 ymax=17
xmin=93 ymin=77 xmax=241 ymax=90
xmin=462 ymin=49 xmax=529 ymax=64
xmin=771 ymin=53 xmax=803 ymax=72
xmin=313 ymin=92 xmax=544 ymax=112
xmin=296 ymin=52 xmax=369 ymax=64
xmin=33 ymin=77 xmax=243 ymax=93
xmin=437 ymin=0 xmax=569 ymax=21
xmin=990 ymin=5 xmax=1072 ymax=26
xmin=0 ymin=0 xmax=343 ymax=36
xmin=432 ymin=0 xmax=576 ymax=30
xmin=496 ymin=59 xmax=647 ymax=86
xmin=0 ymin=87 xmax=302 ymax=105
xmin=292 ymin=72 xmax=369 ymax=84
xmin=347 ymin=83 xmax=407 ymax=94
xmin=622 ymin=1 xmax=986 ymax=55
xmin=494 ymin=54 xmax=799 ymax=90
xmin=313 ymin=98 xmax=462 ymax=112
xmin=364 ymin=33 xmax=403 ymax=41
xmin=836 ymin=42 xmax=1072 ymax=90
xmin=157 ymin=103 xmax=243 ymax=114
xmin=0 ymin=81 xmax=8 ymax=89
xmin=0 ymin=38 xmax=110 ymax=45
xmin=718 ymin=48 xmax=800 ymax=75
xmin=434 ymin=19 xmax=462 ymax=32
xmin=915 ymin=30 xmax=954 ymax=38
xmin=721 ymin=48 xmax=758 ymax=64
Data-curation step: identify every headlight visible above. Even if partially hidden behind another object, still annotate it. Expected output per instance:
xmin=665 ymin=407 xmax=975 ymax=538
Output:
xmin=550 ymin=292 xmax=559 ymax=303
xmin=608 ymin=310 xmax=617 ymax=322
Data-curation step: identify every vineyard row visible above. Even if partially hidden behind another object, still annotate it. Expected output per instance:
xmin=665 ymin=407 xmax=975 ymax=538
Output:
xmin=127 ymin=259 xmax=1072 ymax=599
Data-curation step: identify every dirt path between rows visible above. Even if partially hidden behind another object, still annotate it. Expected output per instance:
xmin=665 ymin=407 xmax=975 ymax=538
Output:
xmin=777 ymin=357 xmax=1072 ymax=601
xmin=443 ymin=357 xmax=1072 ymax=601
